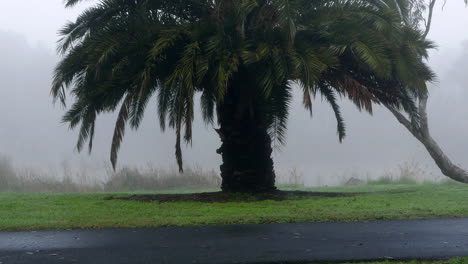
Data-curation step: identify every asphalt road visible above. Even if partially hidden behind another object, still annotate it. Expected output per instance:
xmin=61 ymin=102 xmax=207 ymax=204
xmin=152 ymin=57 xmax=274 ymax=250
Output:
xmin=1 ymin=218 xmax=468 ymax=264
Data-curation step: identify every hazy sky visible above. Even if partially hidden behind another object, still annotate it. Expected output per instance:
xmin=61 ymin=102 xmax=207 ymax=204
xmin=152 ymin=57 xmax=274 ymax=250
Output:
xmin=0 ymin=1 xmax=88 ymax=49
xmin=0 ymin=1 xmax=465 ymax=52
xmin=1 ymin=1 xmax=468 ymax=185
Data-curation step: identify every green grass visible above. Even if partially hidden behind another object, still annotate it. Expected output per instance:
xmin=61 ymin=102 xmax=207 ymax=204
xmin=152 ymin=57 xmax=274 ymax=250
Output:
xmin=1 ymin=184 xmax=468 ymax=231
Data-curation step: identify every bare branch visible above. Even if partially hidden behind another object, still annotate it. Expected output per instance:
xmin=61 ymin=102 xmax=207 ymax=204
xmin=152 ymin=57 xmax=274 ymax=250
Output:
xmin=385 ymin=105 xmax=421 ymax=139
xmin=423 ymin=0 xmax=437 ymax=39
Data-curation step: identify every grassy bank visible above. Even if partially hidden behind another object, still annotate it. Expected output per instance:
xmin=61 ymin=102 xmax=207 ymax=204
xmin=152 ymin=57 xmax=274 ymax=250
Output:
xmin=1 ymin=184 xmax=468 ymax=231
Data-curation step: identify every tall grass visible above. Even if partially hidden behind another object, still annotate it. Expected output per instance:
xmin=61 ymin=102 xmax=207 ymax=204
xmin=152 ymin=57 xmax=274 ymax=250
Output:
xmin=103 ymin=165 xmax=221 ymax=192
xmin=0 ymin=156 xmax=221 ymax=193
xmin=0 ymin=157 xmax=18 ymax=191
xmin=0 ymin=155 xmax=458 ymax=193
xmin=353 ymin=161 xmax=458 ymax=186
xmin=0 ymin=154 xmax=310 ymax=193
xmin=277 ymin=168 xmax=305 ymax=188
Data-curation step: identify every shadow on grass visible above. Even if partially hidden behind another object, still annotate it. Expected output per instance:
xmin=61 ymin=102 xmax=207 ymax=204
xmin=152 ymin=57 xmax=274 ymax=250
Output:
xmin=107 ymin=190 xmax=360 ymax=203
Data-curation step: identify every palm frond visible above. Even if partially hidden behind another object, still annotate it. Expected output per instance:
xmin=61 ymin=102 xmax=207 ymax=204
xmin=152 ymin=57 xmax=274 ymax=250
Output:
xmin=110 ymin=93 xmax=132 ymax=170
xmin=320 ymin=84 xmax=346 ymax=142
xmin=268 ymin=82 xmax=292 ymax=149
xmin=64 ymin=0 xmax=88 ymax=8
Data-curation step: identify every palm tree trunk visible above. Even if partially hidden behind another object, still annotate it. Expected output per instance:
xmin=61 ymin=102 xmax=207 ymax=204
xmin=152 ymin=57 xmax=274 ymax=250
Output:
xmin=216 ymin=84 xmax=277 ymax=193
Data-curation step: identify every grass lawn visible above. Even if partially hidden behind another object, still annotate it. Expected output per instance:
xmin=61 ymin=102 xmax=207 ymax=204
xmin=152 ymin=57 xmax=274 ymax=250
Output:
xmin=1 ymin=184 xmax=468 ymax=231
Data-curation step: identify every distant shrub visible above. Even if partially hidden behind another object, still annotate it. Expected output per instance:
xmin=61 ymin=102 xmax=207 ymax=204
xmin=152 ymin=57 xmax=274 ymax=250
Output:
xmin=104 ymin=165 xmax=221 ymax=192
xmin=425 ymin=178 xmax=461 ymax=186
xmin=0 ymin=156 xmax=18 ymax=191
xmin=367 ymin=175 xmax=393 ymax=185
xmin=277 ymin=168 xmax=305 ymax=188
xmin=363 ymin=161 xmax=449 ymax=186
xmin=0 ymin=155 xmax=462 ymax=192
xmin=396 ymin=176 xmax=419 ymax=185
xmin=0 ymin=156 xmax=220 ymax=193
xmin=367 ymin=175 xmax=418 ymax=185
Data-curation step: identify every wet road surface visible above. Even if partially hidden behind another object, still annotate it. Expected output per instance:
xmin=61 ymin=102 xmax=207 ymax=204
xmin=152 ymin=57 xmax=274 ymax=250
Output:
xmin=1 ymin=218 xmax=468 ymax=263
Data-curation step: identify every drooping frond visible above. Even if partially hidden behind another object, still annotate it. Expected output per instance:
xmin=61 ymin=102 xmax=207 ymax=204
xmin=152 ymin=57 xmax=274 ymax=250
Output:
xmin=268 ymin=82 xmax=293 ymax=149
xmin=319 ymin=84 xmax=346 ymax=142
xmin=111 ymin=93 xmax=132 ymax=170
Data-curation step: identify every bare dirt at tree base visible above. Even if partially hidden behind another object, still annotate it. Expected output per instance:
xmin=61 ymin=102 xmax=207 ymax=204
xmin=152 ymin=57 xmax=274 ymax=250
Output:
xmin=107 ymin=190 xmax=356 ymax=203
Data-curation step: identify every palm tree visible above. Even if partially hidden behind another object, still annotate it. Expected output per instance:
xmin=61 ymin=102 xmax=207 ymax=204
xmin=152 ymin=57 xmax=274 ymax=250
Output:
xmin=53 ymin=0 xmax=434 ymax=193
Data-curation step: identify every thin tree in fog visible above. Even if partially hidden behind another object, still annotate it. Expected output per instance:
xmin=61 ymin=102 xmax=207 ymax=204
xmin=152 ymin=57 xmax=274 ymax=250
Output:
xmin=52 ymin=0 xmax=433 ymax=192
xmin=385 ymin=0 xmax=468 ymax=183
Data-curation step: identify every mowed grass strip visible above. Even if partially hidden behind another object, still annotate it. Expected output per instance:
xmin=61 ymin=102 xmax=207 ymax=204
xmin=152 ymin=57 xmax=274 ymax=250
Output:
xmin=1 ymin=184 xmax=468 ymax=231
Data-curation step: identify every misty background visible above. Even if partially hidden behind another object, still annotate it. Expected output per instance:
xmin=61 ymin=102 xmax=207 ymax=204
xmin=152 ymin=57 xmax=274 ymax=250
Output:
xmin=0 ymin=1 xmax=467 ymax=187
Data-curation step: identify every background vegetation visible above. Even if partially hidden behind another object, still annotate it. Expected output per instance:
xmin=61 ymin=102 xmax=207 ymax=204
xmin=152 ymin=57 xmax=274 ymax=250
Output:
xmin=0 ymin=154 xmax=459 ymax=193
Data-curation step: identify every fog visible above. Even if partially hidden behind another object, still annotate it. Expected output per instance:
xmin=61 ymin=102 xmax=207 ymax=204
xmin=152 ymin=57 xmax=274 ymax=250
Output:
xmin=0 ymin=1 xmax=467 ymax=187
